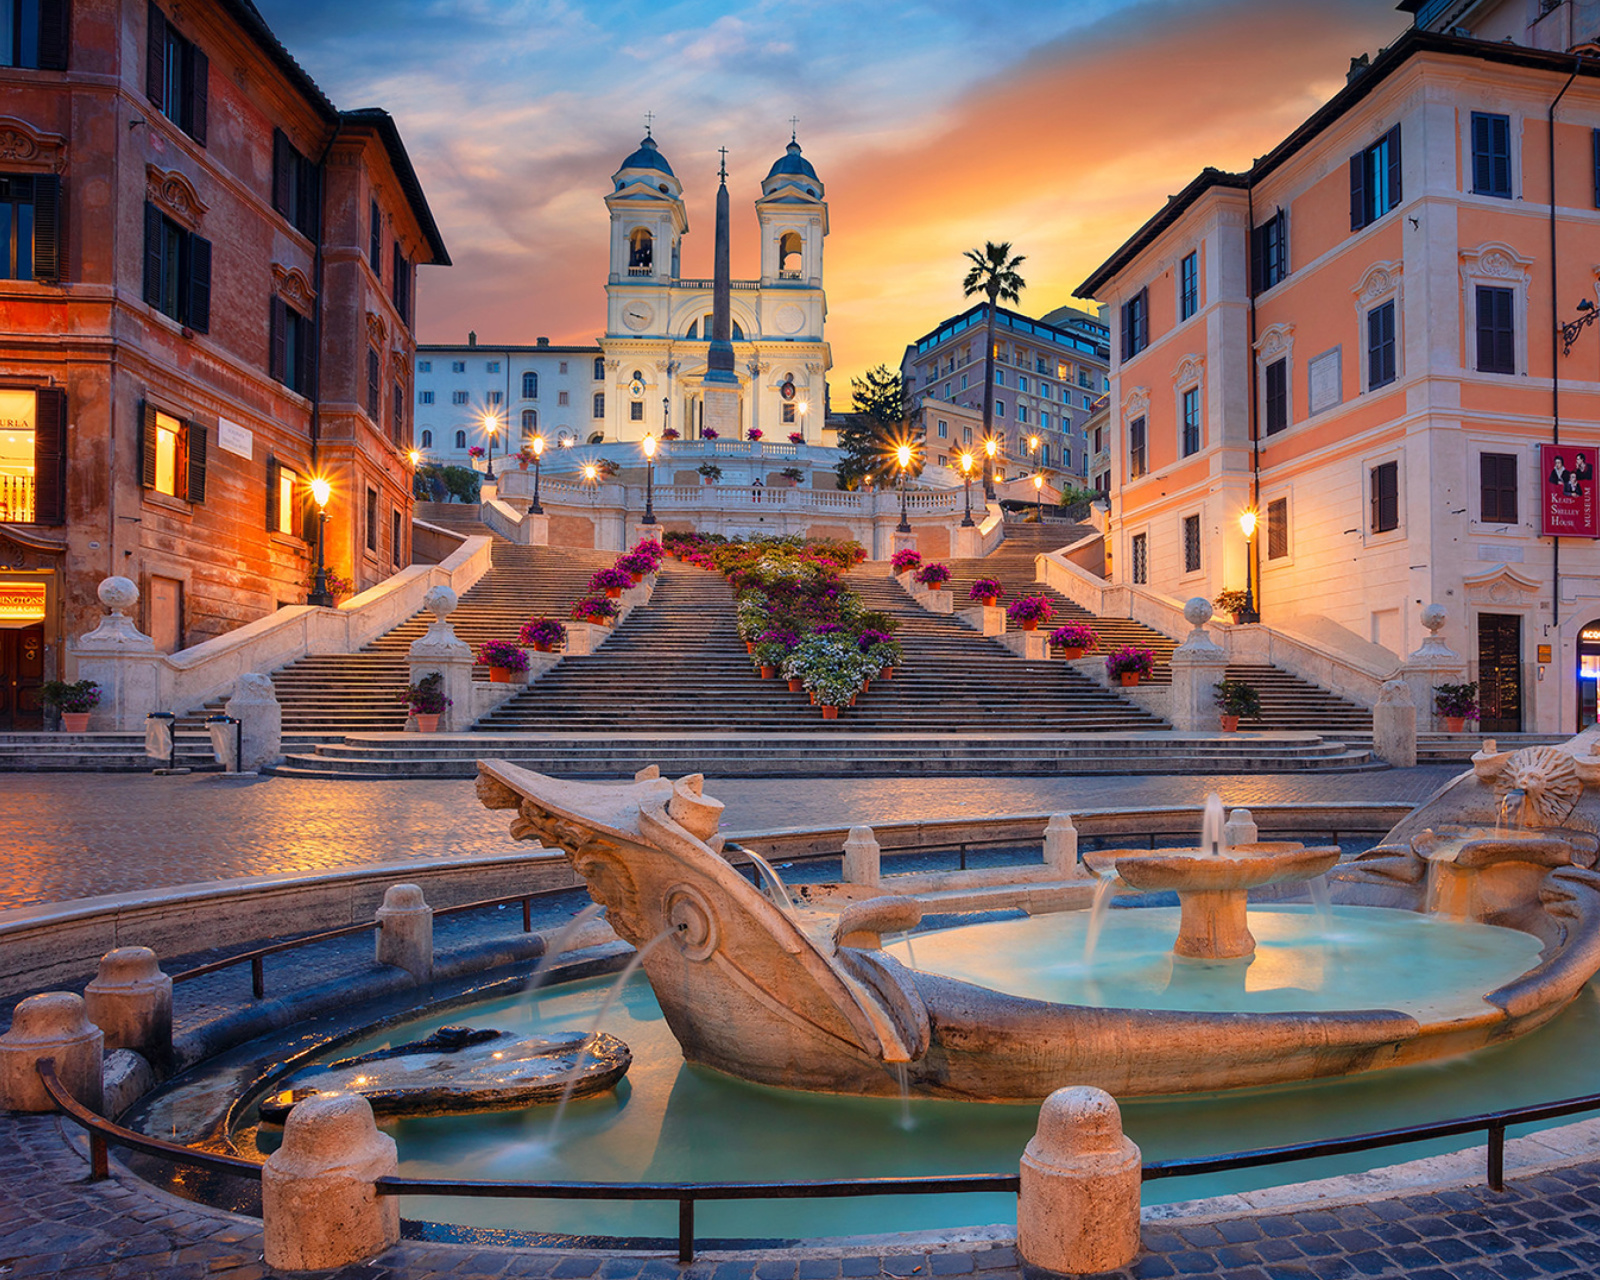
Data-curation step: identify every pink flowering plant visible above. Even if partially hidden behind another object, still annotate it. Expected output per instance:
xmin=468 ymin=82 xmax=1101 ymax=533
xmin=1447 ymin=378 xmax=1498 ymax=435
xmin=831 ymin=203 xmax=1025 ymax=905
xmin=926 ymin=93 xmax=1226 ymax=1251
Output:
xmin=789 ymin=431 xmax=805 ymax=444
xmin=616 ymin=551 xmax=657 ymax=577
xmin=890 ymin=548 xmax=922 ymax=573
xmin=747 ymin=428 xmax=763 ymax=441
xmin=661 ymin=427 xmax=681 ymax=440
xmin=588 ymin=566 xmax=634 ymax=593
xmin=915 ymin=562 xmax=951 ymax=588
xmin=571 ymin=595 xmax=618 ymax=621
xmin=1007 ymin=595 xmax=1055 ymax=626
xmin=1105 ymin=645 xmax=1155 ymax=679
xmin=477 ymin=639 xmax=529 ymax=673
xmin=402 ymin=672 xmax=451 ymax=715
xmin=969 ymin=578 xmax=1005 ymax=602
xmin=701 ymin=427 xmax=719 ymax=440
xmin=519 ymin=617 xmax=567 ymax=648
xmin=1048 ymin=622 xmax=1097 ymax=651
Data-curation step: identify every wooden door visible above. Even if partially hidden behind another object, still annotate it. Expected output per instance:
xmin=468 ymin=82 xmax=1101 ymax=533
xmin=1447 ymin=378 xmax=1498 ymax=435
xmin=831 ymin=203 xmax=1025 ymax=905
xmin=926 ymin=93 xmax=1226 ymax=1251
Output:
xmin=0 ymin=625 xmax=44 ymax=730
xmin=1478 ymin=613 xmax=1523 ymax=733
xmin=149 ymin=576 xmax=182 ymax=653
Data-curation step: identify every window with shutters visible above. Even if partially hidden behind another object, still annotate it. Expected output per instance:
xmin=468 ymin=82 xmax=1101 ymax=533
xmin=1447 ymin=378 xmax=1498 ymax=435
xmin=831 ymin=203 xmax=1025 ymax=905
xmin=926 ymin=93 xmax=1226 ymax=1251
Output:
xmin=391 ymin=508 xmax=403 ymax=567
xmin=0 ymin=386 xmax=64 ymax=524
xmin=392 ymin=243 xmax=409 ymax=324
xmin=451 ymin=390 xmax=468 ymax=405
xmin=268 ymin=298 xmax=311 ymax=394
xmin=369 ymin=199 xmax=381 ymax=273
xmin=146 ymin=4 xmax=207 ymax=143
xmin=4 ymin=0 xmax=69 ymax=68
xmin=1265 ymin=358 xmax=1288 ymax=435
xmin=0 ymin=174 xmax=59 ymax=282
xmin=454 ymin=430 xmax=466 ymax=449
xmin=143 ymin=204 xmax=211 ymax=331
xmin=1131 ymin=533 xmax=1148 ymax=584
xmin=1182 ymin=514 xmax=1201 ymax=574
xmin=420 ymin=429 xmax=432 ymax=448
xmin=485 ymin=390 xmax=502 ymax=406
xmin=366 ymin=349 xmax=381 ymax=422
xmin=1350 ymin=124 xmax=1401 ymax=231
xmin=1120 ymin=288 xmax=1149 ymax=360
xmin=1366 ymin=300 xmax=1396 ymax=389
xmin=450 ymin=360 xmax=465 ymax=373
xmin=1128 ymin=416 xmax=1147 ymax=479
xmin=1250 ymin=211 xmax=1287 ymax=294
xmin=271 ymin=130 xmax=318 ymax=238
xmin=1266 ymin=497 xmax=1289 ymax=560
xmin=522 ymin=372 xmax=538 ymax=398
xmin=365 ymin=486 xmax=377 ymax=553
xmin=418 ymin=390 xmax=433 ymax=405
xmin=1181 ymin=386 xmax=1201 ymax=457
xmin=1179 ymin=251 xmax=1198 ymax=321
xmin=1476 ymin=286 xmax=1515 ymax=374
xmin=418 ymin=360 xmax=431 ymax=373
xmin=1370 ymin=460 xmax=1399 ymax=533
xmin=1471 ymin=113 xmax=1512 ymax=199
xmin=139 ymin=403 xmax=206 ymax=503
xmin=1480 ymin=452 xmax=1518 ymax=523
xmin=486 ymin=361 xmax=500 ymax=374
xmin=593 ymin=357 xmax=605 ymax=380
xmin=392 ymin=381 xmax=403 ymax=442
xmin=557 ymin=391 xmax=569 ymax=406
xmin=266 ymin=457 xmax=300 ymax=535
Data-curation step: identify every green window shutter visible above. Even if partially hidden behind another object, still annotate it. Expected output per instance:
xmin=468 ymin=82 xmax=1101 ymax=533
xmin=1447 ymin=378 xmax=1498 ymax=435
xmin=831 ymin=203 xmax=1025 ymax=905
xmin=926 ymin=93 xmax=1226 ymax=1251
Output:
xmin=185 ymin=421 xmax=207 ymax=503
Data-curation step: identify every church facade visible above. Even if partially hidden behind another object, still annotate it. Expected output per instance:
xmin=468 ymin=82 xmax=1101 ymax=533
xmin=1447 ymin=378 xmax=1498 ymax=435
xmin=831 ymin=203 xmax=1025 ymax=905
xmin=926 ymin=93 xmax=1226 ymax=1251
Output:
xmin=596 ymin=135 xmax=831 ymax=446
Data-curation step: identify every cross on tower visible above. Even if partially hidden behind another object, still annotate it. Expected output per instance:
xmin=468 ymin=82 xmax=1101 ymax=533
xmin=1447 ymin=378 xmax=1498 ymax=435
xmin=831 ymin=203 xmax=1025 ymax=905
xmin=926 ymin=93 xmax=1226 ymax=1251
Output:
xmin=788 ymin=116 xmax=799 ymax=142
xmin=644 ymin=110 xmax=655 ymax=136
xmin=718 ymin=147 xmax=728 ymax=181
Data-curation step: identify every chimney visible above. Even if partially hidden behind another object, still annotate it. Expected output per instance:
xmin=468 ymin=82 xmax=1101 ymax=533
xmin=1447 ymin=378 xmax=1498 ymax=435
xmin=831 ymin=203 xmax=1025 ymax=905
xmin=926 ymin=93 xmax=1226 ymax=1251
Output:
xmin=468 ymin=330 xmax=477 ymax=347
xmin=537 ymin=337 xmax=550 ymax=347
xmin=1347 ymin=53 xmax=1370 ymax=84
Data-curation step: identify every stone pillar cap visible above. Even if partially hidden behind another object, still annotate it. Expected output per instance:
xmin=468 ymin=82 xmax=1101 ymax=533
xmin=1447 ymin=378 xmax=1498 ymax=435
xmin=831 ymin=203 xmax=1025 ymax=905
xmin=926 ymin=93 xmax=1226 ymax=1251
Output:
xmin=90 ymin=947 xmax=168 ymax=987
xmin=1026 ymin=1086 xmax=1134 ymax=1161
xmin=268 ymin=1093 xmax=396 ymax=1178
xmin=7 ymin=992 xmax=98 ymax=1043
xmin=379 ymin=883 xmax=428 ymax=912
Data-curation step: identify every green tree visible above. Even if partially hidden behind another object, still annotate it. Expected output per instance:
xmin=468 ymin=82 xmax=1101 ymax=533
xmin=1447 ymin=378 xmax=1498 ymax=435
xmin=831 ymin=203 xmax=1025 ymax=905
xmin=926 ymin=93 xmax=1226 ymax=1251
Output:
xmin=962 ymin=241 xmax=1027 ymax=498
xmin=835 ymin=364 xmax=908 ymax=490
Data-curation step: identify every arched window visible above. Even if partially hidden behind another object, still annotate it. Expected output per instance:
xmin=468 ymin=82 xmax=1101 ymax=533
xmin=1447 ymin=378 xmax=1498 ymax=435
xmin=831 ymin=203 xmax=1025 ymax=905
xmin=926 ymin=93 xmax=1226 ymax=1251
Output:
xmin=454 ymin=429 xmax=466 ymax=449
xmin=522 ymin=371 xmax=538 ymax=398
xmin=522 ymin=409 xmax=537 ymax=431
xmin=779 ymin=231 xmax=802 ymax=278
xmin=700 ymin=314 xmax=745 ymax=341
xmin=628 ymin=228 xmax=654 ymax=273
xmin=593 ymin=357 xmax=606 ymax=380
xmin=420 ymin=429 xmax=432 ymax=448
xmin=588 ymin=431 xmax=605 ymax=444
xmin=686 ymin=320 xmax=698 ymax=339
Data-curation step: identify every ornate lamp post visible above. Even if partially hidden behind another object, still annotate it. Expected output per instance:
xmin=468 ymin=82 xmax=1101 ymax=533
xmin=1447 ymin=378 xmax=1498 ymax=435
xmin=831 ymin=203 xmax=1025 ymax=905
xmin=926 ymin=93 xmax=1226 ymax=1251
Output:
xmin=896 ymin=442 xmax=913 ymax=533
xmin=959 ymin=451 xmax=976 ymax=527
xmin=1033 ymin=472 xmax=1045 ymax=523
xmin=482 ymin=409 xmax=502 ymax=480
xmin=642 ymin=432 xmax=658 ymax=525
xmin=1239 ymin=508 xmax=1261 ymax=624
xmin=308 ymin=476 xmax=333 ymax=607
xmin=529 ymin=435 xmax=545 ymax=514
xmin=983 ymin=435 xmax=999 ymax=500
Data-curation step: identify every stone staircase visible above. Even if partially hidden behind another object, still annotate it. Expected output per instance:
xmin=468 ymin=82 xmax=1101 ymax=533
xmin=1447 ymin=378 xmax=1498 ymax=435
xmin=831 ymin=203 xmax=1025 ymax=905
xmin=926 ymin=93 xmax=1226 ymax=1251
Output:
xmin=414 ymin=502 xmax=509 ymax=540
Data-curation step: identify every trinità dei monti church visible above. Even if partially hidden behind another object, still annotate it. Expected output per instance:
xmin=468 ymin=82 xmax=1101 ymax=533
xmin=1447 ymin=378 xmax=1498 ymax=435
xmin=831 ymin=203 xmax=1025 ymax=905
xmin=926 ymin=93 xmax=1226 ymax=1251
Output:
xmin=596 ymin=130 xmax=831 ymax=445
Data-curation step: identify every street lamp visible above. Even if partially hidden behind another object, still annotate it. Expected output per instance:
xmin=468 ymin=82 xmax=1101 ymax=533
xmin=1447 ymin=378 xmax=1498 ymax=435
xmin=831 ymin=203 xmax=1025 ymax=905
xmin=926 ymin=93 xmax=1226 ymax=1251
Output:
xmin=958 ymin=451 xmax=976 ymax=527
xmin=529 ymin=435 xmax=545 ymax=514
xmin=797 ymin=399 xmax=808 ymax=443
xmin=1032 ymin=472 xmax=1045 ymax=523
xmin=641 ymin=432 xmax=658 ymax=525
xmin=983 ymin=435 xmax=999 ymax=500
xmin=895 ymin=441 xmax=913 ymax=533
xmin=308 ymin=475 xmax=333 ymax=607
xmin=407 ymin=449 xmax=421 ymax=467
xmin=1027 ymin=434 xmax=1040 ymax=461
xmin=1239 ymin=507 xmax=1261 ymax=624
xmin=482 ymin=409 xmax=502 ymax=480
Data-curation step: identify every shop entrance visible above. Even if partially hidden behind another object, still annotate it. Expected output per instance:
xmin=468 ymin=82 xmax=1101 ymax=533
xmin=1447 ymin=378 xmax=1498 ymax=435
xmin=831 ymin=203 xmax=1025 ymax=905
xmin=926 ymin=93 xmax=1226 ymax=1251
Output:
xmin=1478 ymin=612 xmax=1523 ymax=734
xmin=0 ymin=624 xmax=44 ymax=730
xmin=1579 ymin=622 xmax=1600 ymax=731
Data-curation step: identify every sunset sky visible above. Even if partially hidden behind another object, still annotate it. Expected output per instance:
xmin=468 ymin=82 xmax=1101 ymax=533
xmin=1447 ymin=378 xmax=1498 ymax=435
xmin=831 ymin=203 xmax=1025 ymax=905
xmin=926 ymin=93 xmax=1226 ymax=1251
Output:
xmin=255 ymin=0 xmax=1412 ymax=388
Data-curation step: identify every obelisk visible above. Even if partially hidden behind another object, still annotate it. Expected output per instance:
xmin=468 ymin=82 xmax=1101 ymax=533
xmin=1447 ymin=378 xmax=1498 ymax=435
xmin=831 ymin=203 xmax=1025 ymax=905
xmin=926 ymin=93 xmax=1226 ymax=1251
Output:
xmin=701 ymin=149 xmax=741 ymax=440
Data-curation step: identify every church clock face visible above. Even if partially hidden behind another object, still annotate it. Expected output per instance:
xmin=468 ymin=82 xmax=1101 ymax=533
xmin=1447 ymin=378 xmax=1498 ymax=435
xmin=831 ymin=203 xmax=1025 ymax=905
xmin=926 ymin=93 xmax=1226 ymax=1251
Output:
xmin=622 ymin=301 xmax=654 ymax=331
xmin=774 ymin=303 xmax=805 ymax=335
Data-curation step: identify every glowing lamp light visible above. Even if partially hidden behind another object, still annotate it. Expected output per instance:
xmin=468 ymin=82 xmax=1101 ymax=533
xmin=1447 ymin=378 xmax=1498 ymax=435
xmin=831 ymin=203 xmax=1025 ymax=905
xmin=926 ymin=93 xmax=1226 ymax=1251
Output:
xmin=984 ymin=437 xmax=998 ymax=458
xmin=407 ymin=450 xmax=421 ymax=466
xmin=583 ymin=463 xmax=598 ymax=482
xmin=532 ymin=435 xmax=545 ymax=457
xmin=1028 ymin=435 xmax=1040 ymax=453
xmin=798 ymin=401 xmax=809 ymax=414
xmin=896 ymin=443 xmax=912 ymax=469
xmin=959 ymin=452 xmax=974 ymax=475
xmin=310 ymin=476 xmax=331 ymax=508
xmin=642 ymin=433 xmax=657 ymax=459
xmin=1033 ymin=473 xmax=1044 ymax=491
xmin=1240 ymin=509 xmax=1259 ymax=539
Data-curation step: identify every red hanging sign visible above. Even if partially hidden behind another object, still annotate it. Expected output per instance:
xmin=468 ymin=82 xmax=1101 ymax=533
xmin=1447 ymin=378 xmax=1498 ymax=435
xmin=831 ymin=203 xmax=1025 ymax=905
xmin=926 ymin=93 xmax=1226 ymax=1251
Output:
xmin=1541 ymin=444 xmax=1600 ymax=537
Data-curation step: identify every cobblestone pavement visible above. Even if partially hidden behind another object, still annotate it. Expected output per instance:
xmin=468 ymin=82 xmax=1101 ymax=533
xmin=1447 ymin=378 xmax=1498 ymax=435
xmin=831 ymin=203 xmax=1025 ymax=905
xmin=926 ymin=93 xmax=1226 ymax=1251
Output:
xmin=0 ymin=768 xmax=1459 ymax=911
xmin=6 ymin=1111 xmax=1600 ymax=1279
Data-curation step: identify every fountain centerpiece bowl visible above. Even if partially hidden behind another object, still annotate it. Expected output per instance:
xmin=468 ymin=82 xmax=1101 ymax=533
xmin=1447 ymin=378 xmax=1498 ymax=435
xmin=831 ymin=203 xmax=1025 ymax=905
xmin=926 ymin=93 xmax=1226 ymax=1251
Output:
xmin=1087 ymin=843 xmax=1341 ymax=960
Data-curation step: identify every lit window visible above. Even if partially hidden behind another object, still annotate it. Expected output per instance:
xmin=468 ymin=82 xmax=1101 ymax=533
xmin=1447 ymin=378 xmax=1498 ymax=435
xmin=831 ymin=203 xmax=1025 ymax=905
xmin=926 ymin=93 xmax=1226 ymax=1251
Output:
xmin=277 ymin=465 xmax=298 ymax=534
xmin=154 ymin=412 xmax=179 ymax=496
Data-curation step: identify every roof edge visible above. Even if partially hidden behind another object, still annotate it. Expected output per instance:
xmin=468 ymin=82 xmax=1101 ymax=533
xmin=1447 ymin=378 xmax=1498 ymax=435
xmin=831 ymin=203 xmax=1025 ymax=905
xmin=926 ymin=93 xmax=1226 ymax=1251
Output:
xmin=339 ymin=109 xmax=451 ymax=266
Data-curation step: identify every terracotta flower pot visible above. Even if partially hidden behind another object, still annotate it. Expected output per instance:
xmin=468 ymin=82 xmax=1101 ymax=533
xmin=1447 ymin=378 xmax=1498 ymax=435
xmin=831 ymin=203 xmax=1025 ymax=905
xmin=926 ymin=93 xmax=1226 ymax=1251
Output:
xmin=746 ymin=641 xmax=756 ymax=654
xmin=629 ymin=573 xmax=644 ymax=586
xmin=820 ymin=705 xmax=838 ymax=719
xmin=60 ymin=712 xmax=90 ymax=733
xmin=980 ymin=595 xmax=999 ymax=607
xmin=414 ymin=713 xmax=440 ymax=733
xmin=760 ymin=665 xmax=776 ymax=679
xmin=880 ymin=666 xmax=893 ymax=679
xmin=1219 ymin=714 xmax=1239 ymax=733
xmin=586 ymin=615 xmax=606 ymax=626
xmin=532 ymin=642 xmax=552 ymax=653
xmin=1057 ymin=646 xmax=1086 ymax=660
xmin=787 ymin=677 xmax=803 ymax=693
xmin=605 ymin=587 xmax=622 ymax=599
xmin=809 ymin=691 xmax=816 ymax=705
xmin=490 ymin=666 xmax=512 ymax=683
xmin=1021 ymin=620 xmax=1039 ymax=632
xmin=1444 ymin=716 xmax=1466 ymax=732
xmin=1119 ymin=672 xmax=1141 ymax=687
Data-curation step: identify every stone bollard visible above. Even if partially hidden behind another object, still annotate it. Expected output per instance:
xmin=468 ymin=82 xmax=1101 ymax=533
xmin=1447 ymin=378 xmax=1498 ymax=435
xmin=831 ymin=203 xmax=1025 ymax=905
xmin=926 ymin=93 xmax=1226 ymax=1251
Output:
xmin=1223 ymin=808 xmax=1260 ymax=848
xmin=375 ymin=884 xmax=433 ymax=981
xmin=1043 ymin=814 xmax=1086 ymax=880
xmin=1018 ymin=1086 xmax=1142 ymax=1275
xmin=84 ymin=947 xmax=173 ymax=1073
xmin=842 ymin=825 xmax=881 ymax=886
xmin=1373 ymin=677 xmax=1418 ymax=768
xmin=262 ymin=1093 xmax=399 ymax=1271
xmin=225 ymin=673 xmax=283 ymax=771
xmin=0 ymin=992 xmax=104 ymax=1113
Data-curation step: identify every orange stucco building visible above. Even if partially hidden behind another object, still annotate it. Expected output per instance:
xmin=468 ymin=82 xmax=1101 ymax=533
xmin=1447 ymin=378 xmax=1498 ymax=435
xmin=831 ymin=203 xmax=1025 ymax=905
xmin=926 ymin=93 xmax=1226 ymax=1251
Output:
xmin=1081 ymin=13 xmax=1600 ymax=735
xmin=0 ymin=0 xmax=447 ymax=729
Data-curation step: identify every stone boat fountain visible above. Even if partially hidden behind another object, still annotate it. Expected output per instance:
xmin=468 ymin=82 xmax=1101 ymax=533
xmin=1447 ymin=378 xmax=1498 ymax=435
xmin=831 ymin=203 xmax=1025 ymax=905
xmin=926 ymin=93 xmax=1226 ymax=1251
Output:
xmin=473 ymin=732 xmax=1600 ymax=1102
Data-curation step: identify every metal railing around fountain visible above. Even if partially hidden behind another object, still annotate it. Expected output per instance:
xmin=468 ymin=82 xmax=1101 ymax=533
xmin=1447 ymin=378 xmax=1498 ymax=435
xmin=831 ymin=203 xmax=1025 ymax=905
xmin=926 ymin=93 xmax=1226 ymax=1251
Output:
xmin=37 ymin=1056 xmax=1600 ymax=1263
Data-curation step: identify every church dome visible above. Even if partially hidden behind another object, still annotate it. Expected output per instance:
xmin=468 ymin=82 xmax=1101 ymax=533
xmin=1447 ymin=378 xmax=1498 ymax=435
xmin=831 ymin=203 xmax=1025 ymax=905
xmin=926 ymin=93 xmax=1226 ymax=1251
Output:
xmin=618 ymin=135 xmax=674 ymax=177
xmin=765 ymin=140 xmax=817 ymax=182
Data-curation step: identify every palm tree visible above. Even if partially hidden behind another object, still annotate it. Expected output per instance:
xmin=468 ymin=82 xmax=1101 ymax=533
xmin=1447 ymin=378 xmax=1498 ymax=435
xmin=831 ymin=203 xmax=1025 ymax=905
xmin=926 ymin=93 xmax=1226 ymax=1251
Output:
xmin=962 ymin=242 xmax=1027 ymax=499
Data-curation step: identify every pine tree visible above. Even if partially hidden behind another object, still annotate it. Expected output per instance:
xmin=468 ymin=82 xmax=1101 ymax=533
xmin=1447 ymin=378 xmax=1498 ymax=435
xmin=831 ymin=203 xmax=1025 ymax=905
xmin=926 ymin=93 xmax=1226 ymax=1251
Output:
xmin=835 ymin=364 xmax=907 ymax=490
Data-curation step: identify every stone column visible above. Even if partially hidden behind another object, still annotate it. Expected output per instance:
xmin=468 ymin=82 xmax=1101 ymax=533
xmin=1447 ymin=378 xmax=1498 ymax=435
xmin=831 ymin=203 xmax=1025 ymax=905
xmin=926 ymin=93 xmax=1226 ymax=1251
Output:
xmin=1372 ymin=677 xmax=1418 ymax=767
xmin=0 ymin=992 xmax=104 ymax=1113
xmin=407 ymin=586 xmax=475 ymax=732
xmin=1223 ymin=808 xmax=1260 ymax=847
xmin=842 ymin=825 xmax=881 ymax=886
xmin=262 ymin=1093 xmax=400 ymax=1271
xmin=1397 ymin=603 xmax=1467 ymax=729
xmin=1018 ymin=1086 xmax=1142 ymax=1275
xmin=523 ymin=510 xmax=550 ymax=547
xmin=1043 ymin=814 xmax=1085 ymax=879
xmin=225 ymin=673 xmax=282 ymax=771
xmin=1168 ymin=598 xmax=1230 ymax=733
xmin=70 ymin=577 xmax=162 ymax=730
xmin=83 ymin=947 xmax=172 ymax=1073
xmin=375 ymin=884 xmax=433 ymax=981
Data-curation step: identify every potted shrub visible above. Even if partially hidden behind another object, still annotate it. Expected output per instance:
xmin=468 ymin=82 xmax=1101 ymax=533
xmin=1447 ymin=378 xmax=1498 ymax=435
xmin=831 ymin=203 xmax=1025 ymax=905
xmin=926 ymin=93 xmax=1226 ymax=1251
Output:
xmin=701 ymin=428 xmax=720 ymax=440
xmin=1106 ymin=645 xmax=1155 ymax=687
xmin=1213 ymin=588 xmax=1252 ymax=625
xmin=661 ymin=427 xmax=681 ymax=440
xmin=519 ymin=616 xmax=567 ymax=653
xmin=890 ymin=548 xmax=922 ymax=575
xmin=616 ymin=550 xmax=656 ymax=584
xmin=571 ymin=596 xmax=618 ymax=625
xmin=41 ymin=679 xmax=99 ymax=732
xmin=478 ymin=639 xmax=529 ymax=683
xmin=1048 ymin=622 xmax=1097 ymax=659
xmin=698 ymin=462 xmax=723 ymax=485
xmin=753 ymin=629 xmax=798 ymax=680
xmin=403 ymin=672 xmax=451 ymax=733
xmin=1007 ymin=595 xmax=1055 ymax=632
xmin=1213 ymin=679 xmax=1262 ymax=732
xmin=859 ymin=630 xmax=902 ymax=678
xmin=748 ymin=427 xmax=764 ymax=441
xmin=780 ymin=467 xmax=805 ymax=487
xmin=970 ymin=578 xmax=1005 ymax=607
xmin=915 ymin=562 xmax=952 ymax=589
xmin=589 ymin=566 xmax=634 ymax=599
xmin=1434 ymin=681 xmax=1479 ymax=733
xmin=788 ymin=431 xmax=805 ymax=444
